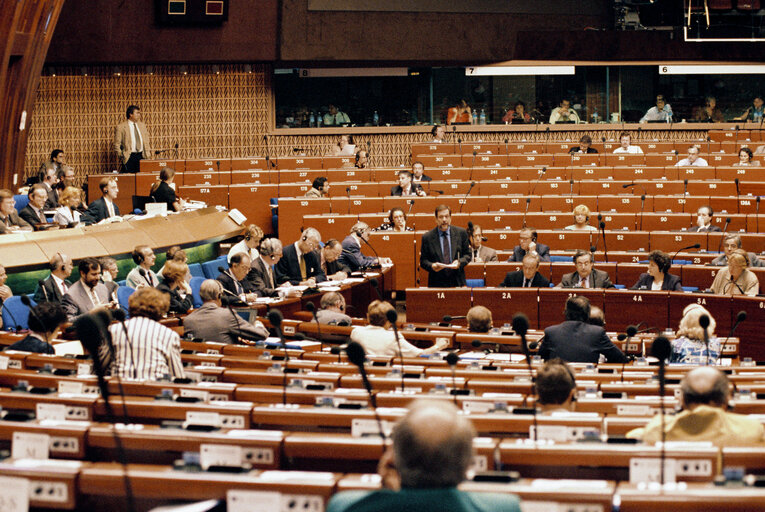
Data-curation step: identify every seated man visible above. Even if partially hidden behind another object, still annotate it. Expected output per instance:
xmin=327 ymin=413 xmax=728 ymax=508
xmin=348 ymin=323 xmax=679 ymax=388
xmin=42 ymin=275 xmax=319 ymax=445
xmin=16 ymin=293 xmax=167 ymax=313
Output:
xmin=84 ymin=177 xmax=120 ymax=224
xmin=355 ymin=150 xmax=369 ymax=169
xmin=183 ymin=279 xmax=269 ymax=344
xmin=275 ymin=227 xmax=327 ymax=286
xmin=217 ymin=252 xmax=259 ymax=306
xmin=431 ymin=124 xmax=446 ymax=143
xmin=549 ymin=99 xmax=580 ymax=124
xmin=19 ymin=185 xmax=49 ymax=229
xmin=33 ymin=253 xmax=73 ymax=304
xmin=62 ymin=258 xmax=113 ymax=322
xmin=500 ymin=253 xmax=550 ymax=288
xmin=568 ymin=134 xmax=598 ymax=154
xmin=411 ymin=161 xmax=432 ymax=182
xmin=507 ymin=228 xmax=550 ymax=262
xmin=688 ymin=206 xmax=720 ymax=232
xmin=627 ymin=367 xmax=764 ymax=445
xmin=467 ymin=223 xmax=497 ymax=262
xmin=99 ymin=257 xmax=120 ymax=299
xmin=104 ymin=287 xmax=184 ymax=381
xmin=247 ymin=237 xmax=283 ymax=297
xmin=0 ymin=189 xmax=32 ymax=234
xmin=710 ymin=234 xmax=764 ymax=267
xmin=676 ymin=145 xmax=708 ymax=167
xmin=350 ymin=300 xmax=447 ymax=357
xmin=316 ymin=291 xmax=352 ymax=326
xmin=466 ymin=305 xmax=492 ymax=333
xmin=612 ymin=131 xmax=643 ymax=154
xmin=589 ymin=306 xmax=606 ymax=328
xmin=338 ymin=222 xmax=391 ymax=272
xmin=227 ymin=224 xmax=263 ymax=262
xmin=559 ymin=250 xmax=614 ymax=288
xmin=390 ymin=170 xmax=426 ymax=197
xmin=536 ymin=359 xmax=577 ymax=414
xmin=327 ymin=399 xmax=521 ymax=512
xmin=639 ymin=94 xmax=673 ymax=123
xmin=125 ymin=245 xmax=159 ymax=288
xmin=7 ymin=303 xmax=67 ymax=354
xmin=321 ymin=239 xmax=351 ymax=280
xmin=538 ymin=296 xmax=628 ymax=364
xmin=305 ymin=177 xmax=330 ymax=198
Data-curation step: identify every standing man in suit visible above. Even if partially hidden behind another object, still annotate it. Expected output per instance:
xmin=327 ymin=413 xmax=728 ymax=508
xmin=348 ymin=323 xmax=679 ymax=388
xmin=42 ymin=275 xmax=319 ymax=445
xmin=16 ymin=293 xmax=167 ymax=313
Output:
xmin=84 ymin=178 xmax=120 ymax=224
xmin=114 ymin=105 xmax=151 ymax=174
xmin=507 ymin=227 xmax=550 ymax=262
xmin=62 ymin=258 xmax=114 ymax=322
xmin=559 ymin=249 xmax=614 ymax=288
xmin=0 ymin=189 xmax=32 ymax=234
xmin=19 ymin=185 xmax=49 ymax=229
xmin=247 ymin=238 xmax=283 ymax=297
xmin=538 ymin=295 xmax=628 ymax=363
xmin=500 ymin=254 xmax=550 ymax=288
xmin=183 ymin=279 xmax=268 ymax=344
xmin=390 ymin=170 xmax=426 ymax=197
xmin=33 ymin=253 xmax=73 ymax=304
xmin=420 ymin=205 xmax=471 ymax=287
xmin=339 ymin=222 xmax=391 ymax=272
xmin=275 ymin=227 xmax=327 ymax=286
xmin=411 ymin=161 xmax=432 ymax=183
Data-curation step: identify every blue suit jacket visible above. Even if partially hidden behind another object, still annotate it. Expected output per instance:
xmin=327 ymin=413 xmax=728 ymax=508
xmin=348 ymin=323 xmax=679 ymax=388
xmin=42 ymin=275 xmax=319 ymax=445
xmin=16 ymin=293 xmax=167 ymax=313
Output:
xmin=84 ymin=197 xmax=120 ymax=224
xmin=338 ymin=235 xmax=376 ymax=271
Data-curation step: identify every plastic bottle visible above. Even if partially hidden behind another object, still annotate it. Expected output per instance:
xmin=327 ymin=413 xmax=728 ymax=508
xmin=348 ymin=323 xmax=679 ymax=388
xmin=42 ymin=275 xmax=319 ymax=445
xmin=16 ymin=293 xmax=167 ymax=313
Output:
xmin=591 ymin=109 xmax=599 ymax=124
xmin=309 ymin=112 xmax=315 ymax=127
xmin=479 ymin=109 xmax=486 ymax=125
xmin=472 ymin=110 xmax=478 ymax=125
xmin=373 ymin=111 xmax=379 ymax=126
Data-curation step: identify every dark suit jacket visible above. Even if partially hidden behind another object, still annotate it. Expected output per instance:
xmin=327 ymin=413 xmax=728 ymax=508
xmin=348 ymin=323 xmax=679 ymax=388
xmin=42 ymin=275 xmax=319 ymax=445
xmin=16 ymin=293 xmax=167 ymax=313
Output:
xmin=419 ymin=225 xmax=471 ymax=287
xmin=84 ymin=197 xmax=120 ymax=224
xmin=274 ymin=244 xmax=327 ymax=285
xmin=390 ymin=184 xmax=424 ymax=196
xmin=216 ymin=272 xmax=253 ymax=306
xmin=559 ymin=268 xmax=614 ymax=289
xmin=43 ymin=183 xmax=59 ymax=209
xmin=413 ymin=175 xmax=432 ymax=182
xmin=338 ymin=235 xmax=377 ymax=272
xmin=7 ymin=335 xmax=54 ymax=354
xmin=246 ymin=256 xmax=279 ymax=297
xmin=688 ymin=225 xmax=721 ymax=232
xmin=631 ymin=273 xmax=682 ymax=291
xmin=18 ymin=205 xmax=46 ymax=228
xmin=500 ymin=271 xmax=550 ymax=288
xmin=0 ymin=211 xmax=32 ymax=234
xmin=150 ymin=181 xmax=177 ymax=211
xmin=183 ymin=302 xmax=268 ymax=344
xmin=568 ymin=146 xmax=598 ymax=154
xmin=325 ymin=258 xmax=351 ymax=276
xmin=33 ymin=275 xmax=71 ymax=304
xmin=157 ymin=283 xmax=193 ymax=314
xmin=508 ymin=244 xmax=551 ymax=262
xmin=539 ymin=320 xmax=628 ymax=363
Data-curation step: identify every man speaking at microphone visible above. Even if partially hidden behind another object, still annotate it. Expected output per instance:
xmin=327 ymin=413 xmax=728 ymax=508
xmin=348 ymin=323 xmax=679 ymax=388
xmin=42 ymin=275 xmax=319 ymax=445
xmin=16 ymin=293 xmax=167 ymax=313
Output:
xmin=338 ymin=221 xmax=392 ymax=272
xmin=420 ymin=205 xmax=471 ymax=288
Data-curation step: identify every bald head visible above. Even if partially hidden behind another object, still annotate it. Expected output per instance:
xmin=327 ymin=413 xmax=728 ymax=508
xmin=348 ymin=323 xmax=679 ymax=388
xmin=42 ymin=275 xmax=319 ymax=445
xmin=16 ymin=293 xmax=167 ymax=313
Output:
xmin=681 ymin=366 xmax=730 ymax=410
xmin=392 ymin=399 xmax=475 ymax=488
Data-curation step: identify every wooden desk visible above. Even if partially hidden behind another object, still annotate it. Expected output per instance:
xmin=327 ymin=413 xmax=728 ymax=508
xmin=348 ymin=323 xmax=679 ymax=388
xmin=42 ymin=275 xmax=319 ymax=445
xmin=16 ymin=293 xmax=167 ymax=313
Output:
xmin=616 ymin=481 xmax=765 ymax=511
xmin=93 ymin=396 xmax=253 ymax=429
xmin=0 ymin=459 xmax=81 ymax=509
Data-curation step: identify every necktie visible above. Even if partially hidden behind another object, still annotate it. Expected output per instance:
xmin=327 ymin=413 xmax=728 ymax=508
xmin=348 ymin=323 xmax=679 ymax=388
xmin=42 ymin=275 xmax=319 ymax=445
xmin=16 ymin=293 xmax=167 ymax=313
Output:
xmin=62 ymin=281 xmax=68 ymax=295
xmin=147 ymin=273 xmax=154 ymax=286
xmin=582 ymin=276 xmax=589 ymax=288
xmin=523 ymin=278 xmax=528 ymax=288
xmin=90 ymin=288 xmax=101 ymax=307
xmin=133 ymin=123 xmax=142 ymax=152
xmin=299 ymin=254 xmax=307 ymax=280
xmin=441 ymin=232 xmax=451 ymax=264
xmin=267 ymin=264 xmax=274 ymax=288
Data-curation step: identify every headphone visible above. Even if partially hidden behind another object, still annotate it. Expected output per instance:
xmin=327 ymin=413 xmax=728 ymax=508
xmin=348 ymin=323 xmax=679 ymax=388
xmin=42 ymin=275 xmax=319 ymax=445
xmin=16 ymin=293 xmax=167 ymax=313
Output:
xmin=245 ymin=232 xmax=252 ymax=242
xmin=353 ymin=222 xmax=368 ymax=237
xmin=132 ymin=248 xmax=144 ymax=265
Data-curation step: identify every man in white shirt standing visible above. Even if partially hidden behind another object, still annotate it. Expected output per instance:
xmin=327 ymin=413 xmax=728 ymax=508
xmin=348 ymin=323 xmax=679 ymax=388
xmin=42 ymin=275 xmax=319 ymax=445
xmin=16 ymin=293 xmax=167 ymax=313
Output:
xmin=114 ymin=105 xmax=151 ymax=174
xmin=613 ymin=131 xmax=643 ymax=154
xmin=675 ymin=145 xmax=708 ymax=167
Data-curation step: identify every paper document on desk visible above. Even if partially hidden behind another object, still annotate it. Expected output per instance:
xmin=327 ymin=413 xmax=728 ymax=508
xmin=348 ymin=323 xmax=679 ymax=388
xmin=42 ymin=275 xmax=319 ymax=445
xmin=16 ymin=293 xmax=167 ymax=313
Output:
xmin=53 ymin=340 xmax=84 ymax=356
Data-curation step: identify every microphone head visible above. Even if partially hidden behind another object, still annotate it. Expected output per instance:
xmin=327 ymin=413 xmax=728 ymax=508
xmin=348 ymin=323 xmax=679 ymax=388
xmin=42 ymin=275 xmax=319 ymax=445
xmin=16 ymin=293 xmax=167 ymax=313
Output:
xmin=569 ymin=179 xmax=574 ymax=185
xmin=445 ymin=351 xmax=459 ymax=366
xmin=471 ymin=339 xmax=482 ymax=348
xmin=139 ymin=268 xmax=147 ymax=277
xmin=699 ymin=314 xmax=710 ymax=329
xmin=641 ymin=194 xmax=646 ymax=201
xmin=346 ymin=187 xmax=350 ymax=193
xmin=528 ymin=341 xmax=539 ymax=351
xmin=626 ymin=325 xmax=638 ymax=337
xmin=597 ymin=213 xmax=603 ymax=221
xmin=370 ymin=278 xmax=379 ymax=288
xmin=385 ymin=308 xmax=398 ymax=325
xmin=473 ymin=150 xmax=477 ymax=156
xmin=112 ymin=308 xmax=127 ymax=322
xmin=651 ymin=336 xmax=672 ymax=361
xmin=617 ymin=333 xmax=627 ymax=341
xmin=504 ymin=138 xmax=509 ymax=143
xmin=329 ymin=346 xmax=343 ymax=355
xmin=599 ymin=221 xmax=606 ymax=229
xmin=737 ymin=310 xmax=747 ymax=322
xmin=217 ymin=266 xmax=225 ymax=274
xmin=20 ymin=295 xmax=31 ymax=307
xmin=692 ymin=243 xmax=701 ymax=249
xmin=458 ymin=138 xmax=462 ymax=144
xmin=305 ymin=302 xmax=315 ymax=313
xmin=511 ymin=313 xmax=529 ymax=336
xmin=758 ymin=197 xmax=762 ymax=203
xmin=589 ymin=246 xmax=597 ymax=253
xmin=736 ymin=178 xmax=740 ymax=185
xmin=267 ymin=309 xmax=283 ymax=328
xmin=38 ymin=279 xmax=46 ymax=288
xmin=526 ymin=197 xmax=531 ymax=204
xmin=684 ymin=179 xmax=688 ymax=185
xmin=541 ymin=167 xmax=547 ymax=173
xmin=345 ymin=341 xmax=367 ymax=367
xmin=726 ymin=217 xmax=731 ymax=223
xmin=471 ymin=181 xmax=476 ymax=187
xmin=442 ymin=315 xmax=453 ymax=323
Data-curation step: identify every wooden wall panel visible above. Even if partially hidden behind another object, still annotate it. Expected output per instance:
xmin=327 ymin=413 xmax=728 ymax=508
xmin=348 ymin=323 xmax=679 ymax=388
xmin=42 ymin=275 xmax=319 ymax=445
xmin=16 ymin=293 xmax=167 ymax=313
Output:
xmin=24 ymin=64 xmax=272 ymax=181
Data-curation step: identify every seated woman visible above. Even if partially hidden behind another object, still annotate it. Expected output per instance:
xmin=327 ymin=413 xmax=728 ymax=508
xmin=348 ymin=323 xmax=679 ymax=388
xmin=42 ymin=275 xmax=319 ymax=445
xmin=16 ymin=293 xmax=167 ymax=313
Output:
xmin=375 ymin=207 xmax=413 ymax=232
xmin=564 ymin=204 xmax=598 ymax=231
xmin=693 ymin=96 xmax=724 ymax=123
xmin=52 ymin=186 xmax=83 ymax=227
xmin=711 ymin=249 xmax=760 ymax=296
xmin=149 ymin=168 xmax=182 ymax=211
xmin=738 ymin=147 xmax=760 ymax=167
xmin=670 ymin=304 xmax=720 ymax=364
xmin=350 ymin=300 xmax=447 ymax=357
xmin=501 ymin=101 xmax=530 ymax=124
xmin=447 ymin=99 xmax=472 ymax=125
xmin=157 ymin=260 xmax=193 ymax=315
xmin=631 ymin=250 xmax=682 ymax=291
xmin=7 ymin=303 xmax=67 ymax=354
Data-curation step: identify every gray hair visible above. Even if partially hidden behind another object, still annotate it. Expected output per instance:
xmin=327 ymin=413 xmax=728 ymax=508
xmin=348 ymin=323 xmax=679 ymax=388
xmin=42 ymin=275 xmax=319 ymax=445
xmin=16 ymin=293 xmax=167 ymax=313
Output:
xmin=259 ymin=238 xmax=283 ymax=257
xmin=301 ymin=227 xmax=321 ymax=242
xmin=392 ymin=399 xmax=475 ymax=488
xmin=199 ymin=279 xmax=223 ymax=302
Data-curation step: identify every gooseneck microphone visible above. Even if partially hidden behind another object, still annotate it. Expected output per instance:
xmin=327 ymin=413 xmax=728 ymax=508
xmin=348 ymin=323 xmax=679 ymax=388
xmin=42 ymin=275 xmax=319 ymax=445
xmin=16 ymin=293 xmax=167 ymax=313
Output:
xmin=267 ymin=309 xmax=290 ymax=405
xmin=19 ymin=295 xmax=46 ymax=344
xmin=469 ymin=150 xmax=477 ymax=182
xmin=651 ymin=336 xmax=672 ymax=486
xmin=459 ymin=181 xmax=476 ymax=213
xmin=369 ymin=278 xmax=383 ymax=301
xmin=445 ymin=351 xmax=460 ymax=405
xmin=346 ymin=341 xmax=386 ymax=442
xmin=304 ymin=301 xmax=321 ymax=345
xmin=360 ymin=236 xmax=382 ymax=269
xmin=442 ymin=315 xmax=467 ymax=323
xmin=38 ymin=279 xmax=49 ymax=303
xmin=670 ymin=243 xmax=701 ymax=263
xmin=346 ymin=187 xmax=352 ymax=215
xmin=599 ymin=218 xmax=608 ymax=263
xmin=715 ymin=310 xmax=746 ymax=365
xmin=717 ymin=218 xmax=732 ymax=253
xmin=699 ymin=314 xmax=711 ymax=365
xmin=512 ymin=313 xmax=537 ymax=442
xmin=385 ymin=308 xmax=405 ymax=392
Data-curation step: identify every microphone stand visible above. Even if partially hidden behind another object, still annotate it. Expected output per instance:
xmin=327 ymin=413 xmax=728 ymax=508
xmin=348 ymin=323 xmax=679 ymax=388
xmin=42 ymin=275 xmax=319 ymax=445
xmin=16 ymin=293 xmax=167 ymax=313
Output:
xmin=699 ymin=314 xmax=710 ymax=365
xmin=346 ymin=187 xmax=352 ymax=215
xmin=346 ymin=341 xmax=386 ymax=443
xmin=469 ymin=151 xmax=476 ymax=182
xmin=305 ymin=302 xmax=322 ymax=346
xmin=386 ymin=309 xmax=405 ymax=392
xmin=445 ymin=352 xmax=460 ymax=405
xmin=599 ymin=220 xmax=608 ymax=263
xmin=512 ymin=314 xmax=537 ymax=443
xmin=267 ymin=310 xmax=289 ymax=405
xmin=459 ymin=182 xmax=475 ymax=214
xmin=717 ymin=218 xmax=731 ymax=252
xmin=714 ymin=311 xmax=746 ymax=365
xmin=651 ymin=336 xmax=671 ymax=488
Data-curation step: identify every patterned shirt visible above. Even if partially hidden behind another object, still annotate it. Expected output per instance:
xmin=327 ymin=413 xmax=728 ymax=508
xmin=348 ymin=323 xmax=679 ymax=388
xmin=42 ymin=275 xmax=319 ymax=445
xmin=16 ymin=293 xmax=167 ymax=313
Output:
xmin=670 ymin=336 xmax=721 ymax=364
xmin=103 ymin=316 xmax=185 ymax=380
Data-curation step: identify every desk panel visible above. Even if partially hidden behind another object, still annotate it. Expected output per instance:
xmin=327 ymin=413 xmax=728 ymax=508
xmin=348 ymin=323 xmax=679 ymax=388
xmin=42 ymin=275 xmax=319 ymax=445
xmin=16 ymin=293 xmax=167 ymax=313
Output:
xmin=538 ymin=289 xmax=605 ymax=329
xmin=604 ymin=289 xmax=670 ymax=332
xmin=405 ymin=288 xmax=472 ymax=325
xmin=472 ymin=288 xmax=539 ymax=328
